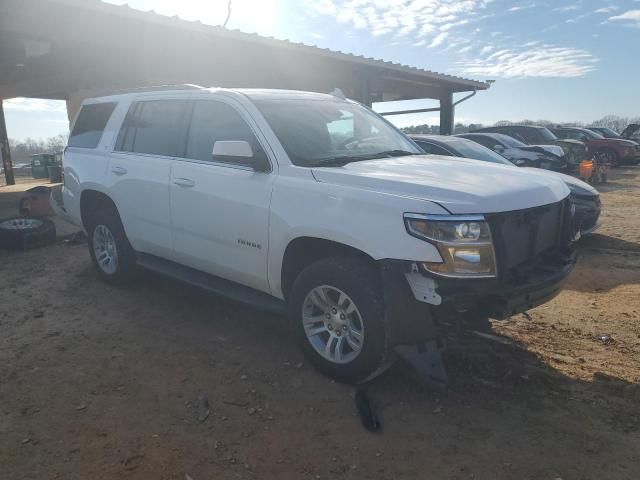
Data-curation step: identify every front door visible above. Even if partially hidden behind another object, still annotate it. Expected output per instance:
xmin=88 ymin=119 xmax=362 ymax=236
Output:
xmin=169 ymin=98 xmax=275 ymax=293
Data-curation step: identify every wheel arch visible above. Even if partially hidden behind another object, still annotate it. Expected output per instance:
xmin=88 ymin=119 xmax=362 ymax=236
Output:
xmin=80 ymin=189 xmax=120 ymax=229
xmin=280 ymin=236 xmax=377 ymax=300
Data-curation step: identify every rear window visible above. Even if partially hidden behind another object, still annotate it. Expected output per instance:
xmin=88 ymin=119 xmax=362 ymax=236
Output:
xmin=68 ymin=102 xmax=117 ymax=149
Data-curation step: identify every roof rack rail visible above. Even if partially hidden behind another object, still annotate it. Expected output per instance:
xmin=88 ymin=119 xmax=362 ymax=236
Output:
xmin=110 ymin=84 xmax=207 ymax=94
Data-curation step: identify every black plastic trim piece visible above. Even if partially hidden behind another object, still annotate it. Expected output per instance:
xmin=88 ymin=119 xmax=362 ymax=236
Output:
xmin=136 ymin=253 xmax=285 ymax=314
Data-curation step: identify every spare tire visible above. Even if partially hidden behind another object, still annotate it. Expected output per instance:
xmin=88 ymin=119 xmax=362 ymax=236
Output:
xmin=0 ymin=217 xmax=56 ymax=250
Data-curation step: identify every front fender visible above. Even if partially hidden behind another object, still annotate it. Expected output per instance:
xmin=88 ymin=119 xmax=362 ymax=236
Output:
xmin=267 ymin=175 xmax=447 ymax=297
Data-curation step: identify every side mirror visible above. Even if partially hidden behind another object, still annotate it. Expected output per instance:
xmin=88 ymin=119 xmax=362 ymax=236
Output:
xmin=212 ymin=140 xmax=269 ymax=172
xmin=493 ymin=144 xmax=505 ymax=153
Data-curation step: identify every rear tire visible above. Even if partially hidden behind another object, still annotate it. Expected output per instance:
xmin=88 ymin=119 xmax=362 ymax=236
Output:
xmin=288 ymin=256 xmax=391 ymax=384
xmin=86 ymin=209 xmax=136 ymax=284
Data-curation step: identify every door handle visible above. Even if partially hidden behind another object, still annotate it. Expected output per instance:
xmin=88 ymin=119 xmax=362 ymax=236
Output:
xmin=111 ymin=166 xmax=128 ymax=175
xmin=173 ymin=177 xmax=196 ymax=188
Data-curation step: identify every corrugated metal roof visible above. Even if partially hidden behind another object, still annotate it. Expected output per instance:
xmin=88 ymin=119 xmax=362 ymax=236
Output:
xmin=70 ymin=0 xmax=489 ymax=91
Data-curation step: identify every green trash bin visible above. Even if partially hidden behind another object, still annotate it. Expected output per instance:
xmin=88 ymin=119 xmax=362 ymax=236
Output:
xmin=30 ymin=154 xmax=55 ymax=179
xmin=47 ymin=152 xmax=63 ymax=183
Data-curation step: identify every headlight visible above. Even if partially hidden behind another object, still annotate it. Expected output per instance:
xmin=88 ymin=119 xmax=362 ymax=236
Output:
xmin=404 ymin=214 xmax=497 ymax=278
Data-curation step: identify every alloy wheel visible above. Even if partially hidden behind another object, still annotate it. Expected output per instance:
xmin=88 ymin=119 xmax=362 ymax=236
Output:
xmin=301 ymin=285 xmax=365 ymax=364
xmin=93 ymin=224 xmax=118 ymax=274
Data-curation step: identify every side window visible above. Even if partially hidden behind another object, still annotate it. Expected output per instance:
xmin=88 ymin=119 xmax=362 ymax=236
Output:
xmin=562 ymin=130 xmax=581 ymax=140
xmin=68 ymin=102 xmax=117 ymax=148
xmin=116 ymin=100 xmax=189 ymax=157
xmin=185 ymin=100 xmax=267 ymax=167
xmin=473 ymin=136 xmax=498 ymax=149
xmin=413 ymin=140 xmax=431 ymax=153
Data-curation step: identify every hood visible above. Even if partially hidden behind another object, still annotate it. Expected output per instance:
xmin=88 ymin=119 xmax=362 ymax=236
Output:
xmin=311 ymin=155 xmax=570 ymax=214
xmin=621 ymin=124 xmax=640 ymax=138
xmin=521 ymin=144 xmax=565 ymax=158
xmin=591 ymin=137 xmax=637 ymax=147
xmin=556 ymin=139 xmax=585 ymax=147
xmin=522 ymin=168 xmax=598 ymax=196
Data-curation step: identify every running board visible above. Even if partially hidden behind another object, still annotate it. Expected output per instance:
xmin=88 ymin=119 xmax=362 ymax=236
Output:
xmin=136 ymin=253 xmax=286 ymax=314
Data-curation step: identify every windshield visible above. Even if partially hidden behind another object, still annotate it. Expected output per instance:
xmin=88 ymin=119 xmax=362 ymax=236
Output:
xmin=580 ymin=129 xmax=604 ymax=139
xmin=496 ymin=135 xmax=526 ymax=148
xmin=446 ymin=139 xmax=513 ymax=165
xmin=538 ymin=127 xmax=558 ymax=142
xmin=253 ymin=98 xmax=420 ymax=167
xmin=593 ymin=127 xmax=619 ymax=138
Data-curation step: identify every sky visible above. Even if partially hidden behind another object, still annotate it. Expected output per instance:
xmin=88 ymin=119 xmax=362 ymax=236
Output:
xmin=4 ymin=0 xmax=640 ymax=140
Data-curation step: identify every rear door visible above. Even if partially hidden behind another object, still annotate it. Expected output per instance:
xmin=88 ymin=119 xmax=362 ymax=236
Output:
xmin=169 ymin=97 xmax=275 ymax=293
xmin=109 ymin=98 xmax=189 ymax=259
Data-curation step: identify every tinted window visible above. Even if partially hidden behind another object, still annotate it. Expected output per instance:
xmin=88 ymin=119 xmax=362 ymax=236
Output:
xmin=512 ymin=128 xmax=537 ymax=144
xmin=68 ymin=102 xmax=117 ymax=148
xmin=116 ymin=100 xmax=188 ymax=156
xmin=185 ymin=100 xmax=266 ymax=166
xmin=466 ymin=135 xmax=499 ymax=149
xmin=538 ymin=128 xmax=558 ymax=142
xmin=557 ymin=129 xmax=601 ymax=141
xmin=446 ymin=139 xmax=512 ymax=165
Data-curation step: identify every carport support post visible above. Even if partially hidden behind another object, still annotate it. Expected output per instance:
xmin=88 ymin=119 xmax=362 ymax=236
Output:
xmin=0 ymin=100 xmax=16 ymax=186
xmin=439 ymin=91 xmax=454 ymax=135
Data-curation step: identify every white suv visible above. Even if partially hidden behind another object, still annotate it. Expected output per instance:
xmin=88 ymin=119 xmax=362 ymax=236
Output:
xmin=61 ymin=85 xmax=576 ymax=382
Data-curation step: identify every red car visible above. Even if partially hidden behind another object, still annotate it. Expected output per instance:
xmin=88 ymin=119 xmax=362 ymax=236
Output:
xmin=550 ymin=126 xmax=640 ymax=166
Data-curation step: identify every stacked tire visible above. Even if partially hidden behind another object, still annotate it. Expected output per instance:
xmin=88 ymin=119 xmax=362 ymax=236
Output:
xmin=0 ymin=217 xmax=56 ymax=249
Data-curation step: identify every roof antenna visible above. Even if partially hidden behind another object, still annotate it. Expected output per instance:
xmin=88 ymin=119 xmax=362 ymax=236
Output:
xmin=330 ymin=88 xmax=346 ymax=100
xmin=223 ymin=0 xmax=232 ymax=28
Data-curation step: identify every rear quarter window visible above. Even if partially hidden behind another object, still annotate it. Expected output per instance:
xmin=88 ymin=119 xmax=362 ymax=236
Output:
xmin=68 ymin=102 xmax=117 ymax=148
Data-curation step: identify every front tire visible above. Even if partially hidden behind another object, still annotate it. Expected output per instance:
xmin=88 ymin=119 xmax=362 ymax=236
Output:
xmin=288 ymin=256 xmax=390 ymax=383
xmin=87 ymin=209 xmax=136 ymax=284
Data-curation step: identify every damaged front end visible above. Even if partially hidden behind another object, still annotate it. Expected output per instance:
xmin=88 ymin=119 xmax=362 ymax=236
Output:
xmin=379 ymin=197 xmax=577 ymax=347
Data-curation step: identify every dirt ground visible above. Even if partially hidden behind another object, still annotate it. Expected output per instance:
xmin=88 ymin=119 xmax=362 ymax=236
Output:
xmin=1 ymin=169 xmax=639 ymax=480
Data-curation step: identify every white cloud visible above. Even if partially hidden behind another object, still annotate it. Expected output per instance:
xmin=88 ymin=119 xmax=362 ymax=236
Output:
xmin=480 ymin=44 xmax=494 ymax=55
xmin=508 ymin=4 xmax=536 ymax=12
xmin=459 ymin=44 xmax=598 ymax=78
xmin=306 ymin=0 xmax=598 ymax=79
xmin=428 ymin=32 xmax=448 ymax=48
xmin=307 ymin=0 xmax=490 ymax=46
xmin=553 ymin=4 xmax=580 ymax=12
xmin=595 ymin=6 xmax=617 ymax=14
xmin=609 ymin=9 xmax=640 ymax=26
xmin=3 ymin=98 xmax=67 ymax=113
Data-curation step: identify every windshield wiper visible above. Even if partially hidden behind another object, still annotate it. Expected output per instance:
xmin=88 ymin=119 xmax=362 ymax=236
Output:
xmin=309 ymin=150 xmax=415 ymax=167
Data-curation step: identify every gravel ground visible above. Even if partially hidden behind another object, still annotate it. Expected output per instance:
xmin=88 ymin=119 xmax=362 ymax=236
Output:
xmin=1 ymin=167 xmax=639 ymax=480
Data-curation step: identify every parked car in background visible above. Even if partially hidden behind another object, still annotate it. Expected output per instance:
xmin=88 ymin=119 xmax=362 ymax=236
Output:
xmin=57 ymin=86 xmax=577 ymax=383
xmin=410 ymin=134 xmax=601 ymax=237
xmin=550 ymin=126 xmax=640 ymax=166
xmin=456 ymin=132 xmax=569 ymax=171
xmin=620 ymin=124 xmax=640 ymax=142
xmin=471 ymin=125 xmax=586 ymax=169
xmin=589 ymin=125 xmax=640 ymax=143
xmin=587 ymin=127 xmax=623 ymax=139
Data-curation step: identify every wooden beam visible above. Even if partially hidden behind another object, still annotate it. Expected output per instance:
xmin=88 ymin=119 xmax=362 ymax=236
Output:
xmin=0 ymin=100 xmax=16 ymax=186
